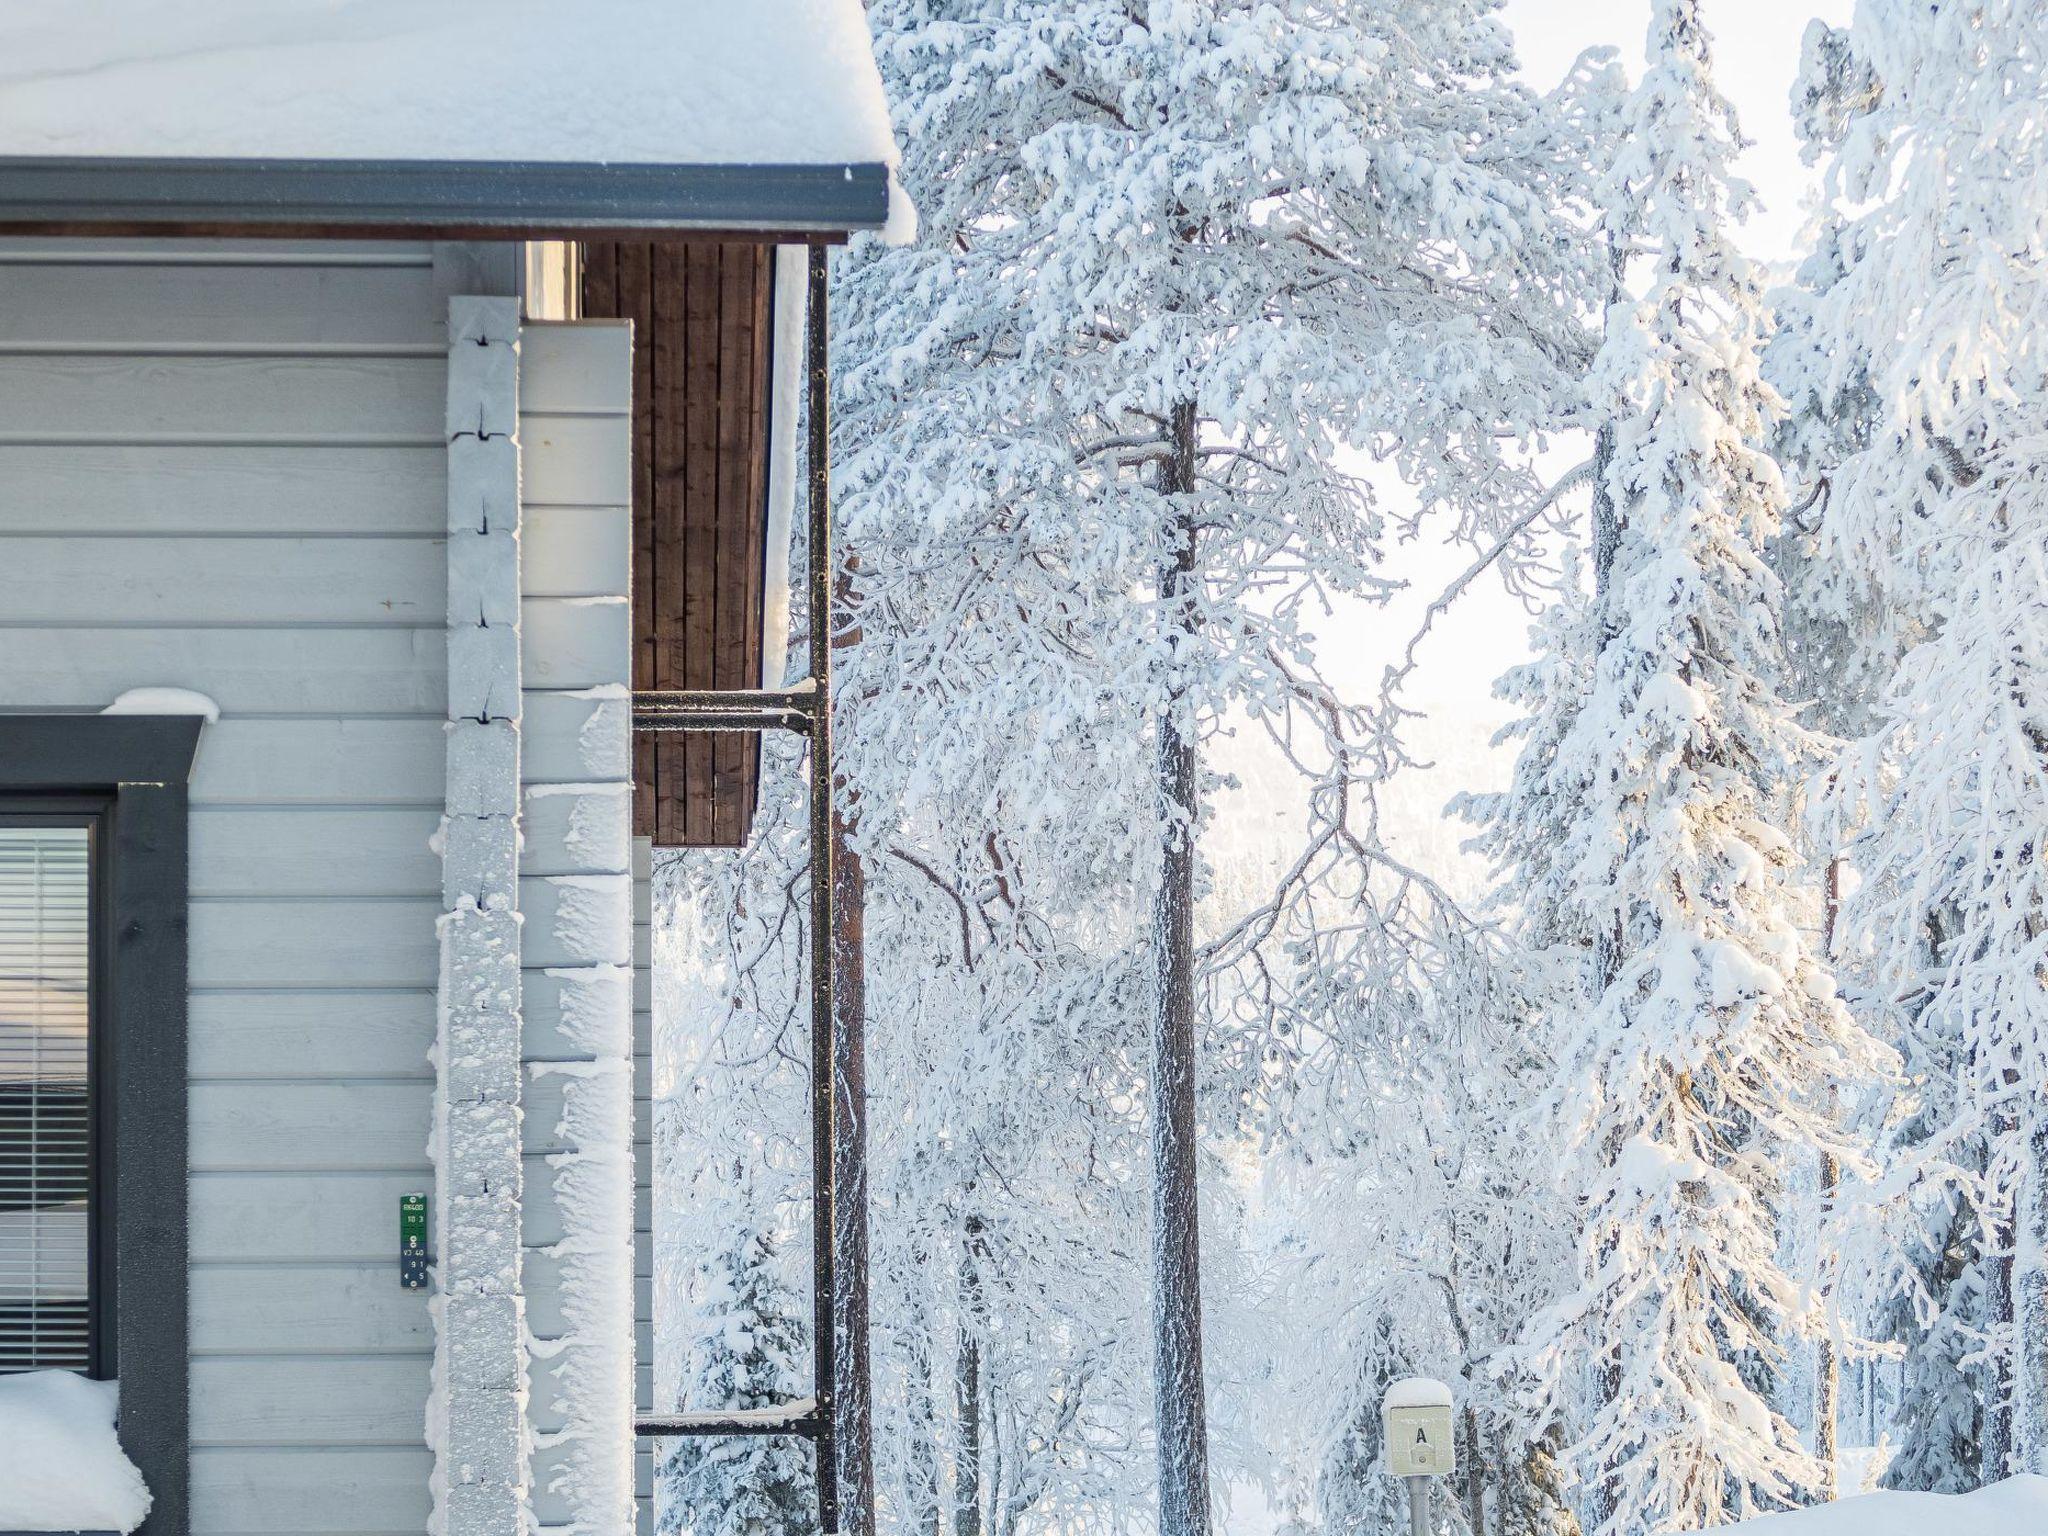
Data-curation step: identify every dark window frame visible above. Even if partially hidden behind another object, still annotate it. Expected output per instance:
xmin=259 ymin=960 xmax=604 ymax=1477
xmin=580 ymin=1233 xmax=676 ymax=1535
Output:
xmin=0 ymin=797 xmax=110 ymax=1376
xmin=0 ymin=715 xmax=201 ymax=1536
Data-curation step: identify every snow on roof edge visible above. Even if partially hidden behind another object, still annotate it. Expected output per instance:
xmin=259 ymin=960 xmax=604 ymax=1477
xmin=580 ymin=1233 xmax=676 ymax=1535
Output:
xmin=0 ymin=1 xmax=907 ymax=182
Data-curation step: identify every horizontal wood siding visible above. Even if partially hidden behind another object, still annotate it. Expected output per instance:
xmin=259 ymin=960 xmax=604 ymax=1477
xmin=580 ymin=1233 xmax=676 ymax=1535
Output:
xmin=0 ymin=238 xmax=466 ymax=1536
xmin=516 ymin=322 xmax=643 ymax=1536
xmin=580 ymin=241 xmax=773 ymax=848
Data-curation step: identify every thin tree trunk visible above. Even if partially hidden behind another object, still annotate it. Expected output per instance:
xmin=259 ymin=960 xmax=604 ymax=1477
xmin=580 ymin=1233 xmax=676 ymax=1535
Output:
xmin=955 ymin=1215 xmax=985 ymax=1536
xmin=2017 ymin=838 xmax=2048 ymax=1472
xmin=1985 ymin=1240 xmax=2016 ymax=1479
xmin=832 ymin=818 xmax=876 ymax=1536
xmin=1462 ymin=1405 xmax=1486 ymax=1535
xmin=1590 ymin=240 xmax=1626 ymax=633
xmin=831 ymin=550 xmax=876 ymax=1536
xmin=2017 ymin=1126 xmax=2048 ymax=1474
xmin=1151 ymin=397 xmax=1212 ymax=1536
xmin=1591 ymin=418 xmax=1621 ymax=619
xmin=902 ymin=1267 xmax=943 ymax=1536
xmin=1814 ymin=857 xmax=1843 ymax=1498
xmin=1587 ymin=393 xmax=1625 ymax=1533
xmin=1437 ymin=1239 xmax=1486 ymax=1536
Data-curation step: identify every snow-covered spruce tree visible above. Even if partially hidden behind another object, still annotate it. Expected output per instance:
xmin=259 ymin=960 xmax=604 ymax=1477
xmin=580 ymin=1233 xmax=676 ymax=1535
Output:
xmin=1472 ymin=3 xmax=1891 ymax=1528
xmin=1791 ymin=1 xmax=2048 ymax=1480
xmin=1759 ymin=213 xmax=1897 ymax=1496
xmin=661 ymin=1232 xmax=816 ymax=1536
xmin=844 ymin=8 xmax=1608 ymax=1530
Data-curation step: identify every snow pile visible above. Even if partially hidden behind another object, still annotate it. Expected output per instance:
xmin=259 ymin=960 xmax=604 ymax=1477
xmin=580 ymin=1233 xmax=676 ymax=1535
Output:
xmin=1381 ymin=1377 xmax=1453 ymax=1409
xmin=0 ymin=1372 xmax=152 ymax=1534
xmin=0 ymin=0 xmax=902 ymax=173
xmin=1723 ymin=1476 xmax=2048 ymax=1535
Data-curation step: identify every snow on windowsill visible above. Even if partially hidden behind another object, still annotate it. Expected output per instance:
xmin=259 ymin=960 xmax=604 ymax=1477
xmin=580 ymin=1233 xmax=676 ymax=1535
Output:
xmin=0 ymin=1373 xmax=151 ymax=1535
xmin=101 ymin=687 xmax=220 ymax=723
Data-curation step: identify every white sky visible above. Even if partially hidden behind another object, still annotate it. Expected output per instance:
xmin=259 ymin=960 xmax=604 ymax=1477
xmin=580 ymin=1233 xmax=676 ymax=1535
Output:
xmin=1207 ymin=0 xmax=1853 ymax=894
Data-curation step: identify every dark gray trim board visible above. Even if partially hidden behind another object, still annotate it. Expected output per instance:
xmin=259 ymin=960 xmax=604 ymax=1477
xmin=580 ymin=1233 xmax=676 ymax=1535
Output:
xmin=0 ymin=157 xmax=892 ymax=239
xmin=1 ymin=716 xmax=200 ymax=1536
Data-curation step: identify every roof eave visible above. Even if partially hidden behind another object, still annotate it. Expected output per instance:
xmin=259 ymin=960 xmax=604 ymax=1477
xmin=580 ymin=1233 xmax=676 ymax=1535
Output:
xmin=0 ymin=156 xmax=892 ymax=241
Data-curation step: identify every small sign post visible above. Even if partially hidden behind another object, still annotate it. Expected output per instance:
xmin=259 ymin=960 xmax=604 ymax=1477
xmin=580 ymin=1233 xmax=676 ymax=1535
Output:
xmin=400 ymin=1192 xmax=429 ymax=1290
xmin=1382 ymin=1376 xmax=1455 ymax=1536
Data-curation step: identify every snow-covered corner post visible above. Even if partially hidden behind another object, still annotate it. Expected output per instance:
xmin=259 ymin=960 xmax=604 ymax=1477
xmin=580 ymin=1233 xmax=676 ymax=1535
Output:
xmin=514 ymin=317 xmax=636 ymax=1536
xmin=1383 ymin=1378 xmax=1455 ymax=1536
xmin=433 ymin=295 xmax=530 ymax=1536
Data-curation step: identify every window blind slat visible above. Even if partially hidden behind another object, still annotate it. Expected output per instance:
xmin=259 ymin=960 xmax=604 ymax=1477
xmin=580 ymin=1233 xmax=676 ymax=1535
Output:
xmin=0 ymin=826 xmax=91 ymax=1373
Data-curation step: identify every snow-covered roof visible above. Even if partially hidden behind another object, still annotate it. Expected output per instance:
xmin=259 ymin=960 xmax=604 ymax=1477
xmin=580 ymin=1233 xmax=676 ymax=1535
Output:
xmin=0 ymin=0 xmax=909 ymax=237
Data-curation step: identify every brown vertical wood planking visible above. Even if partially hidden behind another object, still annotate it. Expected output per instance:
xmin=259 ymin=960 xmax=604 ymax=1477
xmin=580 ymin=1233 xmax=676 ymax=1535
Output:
xmin=583 ymin=240 xmax=773 ymax=847
xmin=713 ymin=247 xmax=763 ymax=846
xmin=680 ymin=248 xmax=721 ymax=845
xmin=651 ymin=242 xmax=691 ymax=846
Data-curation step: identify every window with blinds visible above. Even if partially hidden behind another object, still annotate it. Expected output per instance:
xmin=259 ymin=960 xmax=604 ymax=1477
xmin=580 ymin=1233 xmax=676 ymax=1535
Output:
xmin=0 ymin=823 xmax=94 ymax=1373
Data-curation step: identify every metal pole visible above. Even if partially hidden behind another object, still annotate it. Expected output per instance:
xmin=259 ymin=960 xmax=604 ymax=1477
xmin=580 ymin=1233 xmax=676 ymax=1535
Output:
xmin=1406 ymin=1475 xmax=1428 ymax=1536
xmin=805 ymin=240 xmax=841 ymax=1536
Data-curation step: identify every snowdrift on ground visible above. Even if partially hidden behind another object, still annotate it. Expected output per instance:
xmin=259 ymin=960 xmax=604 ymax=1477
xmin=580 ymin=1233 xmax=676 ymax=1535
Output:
xmin=1724 ymin=1475 xmax=2048 ymax=1535
xmin=0 ymin=1371 xmax=152 ymax=1533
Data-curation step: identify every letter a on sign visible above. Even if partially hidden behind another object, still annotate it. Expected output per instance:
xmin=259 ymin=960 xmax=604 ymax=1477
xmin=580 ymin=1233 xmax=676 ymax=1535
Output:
xmin=1381 ymin=1378 xmax=1455 ymax=1477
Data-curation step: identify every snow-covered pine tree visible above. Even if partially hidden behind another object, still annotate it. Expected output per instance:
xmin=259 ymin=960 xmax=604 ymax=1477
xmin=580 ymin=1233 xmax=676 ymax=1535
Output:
xmin=1791 ymin=0 xmax=2048 ymax=1480
xmin=1475 ymin=3 xmax=1892 ymax=1528
xmin=661 ymin=1233 xmax=816 ymax=1536
xmin=842 ymin=10 xmax=1609 ymax=1530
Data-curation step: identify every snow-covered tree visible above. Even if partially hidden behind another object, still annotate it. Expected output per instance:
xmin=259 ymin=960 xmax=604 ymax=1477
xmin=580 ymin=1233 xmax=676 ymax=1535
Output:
xmin=1471 ymin=3 xmax=1892 ymax=1528
xmin=842 ymin=8 xmax=1611 ymax=1528
xmin=1792 ymin=1 xmax=2048 ymax=1480
xmin=659 ymin=730 xmax=1164 ymax=1536
xmin=1257 ymin=937 xmax=1580 ymax=1536
xmin=661 ymin=1233 xmax=816 ymax=1536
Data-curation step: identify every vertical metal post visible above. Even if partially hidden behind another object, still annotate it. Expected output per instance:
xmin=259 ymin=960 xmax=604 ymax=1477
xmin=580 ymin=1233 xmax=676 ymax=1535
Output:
xmin=805 ymin=241 xmax=840 ymax=1536
xmin=629 ymin=244 xmax=848 ymax=1536
xmin=1406 ymin=1475 xmax=1428 ymax=1536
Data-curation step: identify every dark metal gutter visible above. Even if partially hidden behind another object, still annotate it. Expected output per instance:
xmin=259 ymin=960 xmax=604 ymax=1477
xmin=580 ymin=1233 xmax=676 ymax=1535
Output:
xmin=630 ymin=245 xmax=843 ymax=1535
xmin=0 ymin=156 xmax=891 ymax=241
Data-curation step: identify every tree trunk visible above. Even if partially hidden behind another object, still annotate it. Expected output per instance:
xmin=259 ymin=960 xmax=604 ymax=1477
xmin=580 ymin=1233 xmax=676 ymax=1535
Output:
xmin=901 ymin=1274 xmax=943 ymax=1536
xmin=1462 ymin=1405 xmax=1486 ymax=1535
xmin=1814 ymin=857 xmax=1842 ymax=1499
xmin=955 ymin=1216 xmax=985 ymax=1536
xmin=831 ymin=819 xmax=877 ymax=1536
xmin=1591 ymin=418 xmax=1621 ymax=617
xmin=1587 ymin=393 xmax=1625 ymax=1533
xmin=1985 ymin=1240 xmax=2016 ymax=1480
xmin=2016 ymin=1118 xmax=2048 ymax=1474
xmin=1150 ymin=398 xmax=1212 ymax=1536
xmin=1590 ymin=242 xmax=1626 ymax=629
xmin=829 ymin=540 xmax=877 ymax=1536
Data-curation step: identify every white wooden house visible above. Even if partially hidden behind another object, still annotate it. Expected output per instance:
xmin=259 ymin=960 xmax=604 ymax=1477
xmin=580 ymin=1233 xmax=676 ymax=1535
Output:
xmin=0 ymin=6 xmax=900 ymax=1536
